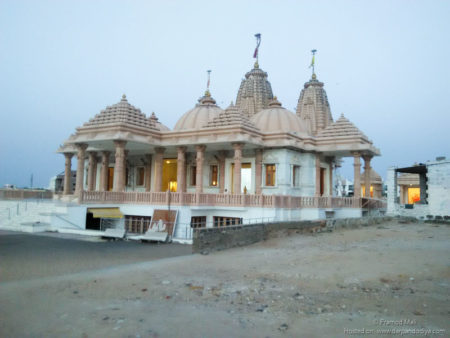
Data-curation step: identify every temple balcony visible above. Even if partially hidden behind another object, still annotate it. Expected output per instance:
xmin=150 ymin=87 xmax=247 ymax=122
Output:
xmin=80 ymin=191 xmax=386 ymax=210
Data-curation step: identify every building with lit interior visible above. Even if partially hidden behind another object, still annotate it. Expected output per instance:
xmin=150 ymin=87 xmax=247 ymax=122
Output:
xmin=57 ymin=49 xmax=383 ymax=239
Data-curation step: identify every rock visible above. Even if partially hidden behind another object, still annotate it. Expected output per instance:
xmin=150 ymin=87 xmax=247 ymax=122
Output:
xmin=278 ymin=323 xmax=289 ymax=331
xmin=201 ymin=250 xmax=209 ymax=255
xmin=413 ymin=310 xmax=424 ymax=316
xmin=161 ymin=280 xmax=171 ymax=285
xmin=141 ymin=288 xmax=147 ymax=292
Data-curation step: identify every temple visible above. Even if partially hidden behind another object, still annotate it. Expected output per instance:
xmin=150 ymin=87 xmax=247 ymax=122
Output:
xmin=57 ymin=46 xmax=382 ymax=239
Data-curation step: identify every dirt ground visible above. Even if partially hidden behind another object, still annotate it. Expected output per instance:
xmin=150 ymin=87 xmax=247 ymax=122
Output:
xmin=0 ymin=220 xmax=449 ymax=338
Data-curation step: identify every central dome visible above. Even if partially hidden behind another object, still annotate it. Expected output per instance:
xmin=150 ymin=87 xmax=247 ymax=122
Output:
xmin=173 ymin=91 xmax=223 ymax=131
xmin=251 ymin=98 xmax=308 ymax=134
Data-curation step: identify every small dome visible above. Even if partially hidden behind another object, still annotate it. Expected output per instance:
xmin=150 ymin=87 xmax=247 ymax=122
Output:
xmin=361 ymin=169 xmax=383 ymax=184
xmin=173 ymin=91 xmax=223 ymax=131
xmin=149 ymin=112 xmax=170 ymax=131
xmin=251 ymin=97 xmax=307 ymax=134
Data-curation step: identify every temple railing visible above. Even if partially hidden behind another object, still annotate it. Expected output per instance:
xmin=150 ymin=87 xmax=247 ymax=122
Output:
xmin=80 ymin=191 xmax=386 ymax=209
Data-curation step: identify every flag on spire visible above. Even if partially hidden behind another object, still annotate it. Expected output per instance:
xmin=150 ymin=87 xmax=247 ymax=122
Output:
xmin=309 ymin=49 xmax=317 ymax=76
xmin=206 ymin=70 xmax=211 ymax=90
xmin=309 ymin=49 xmax=317 ymax=68
xmin=253 ymin=33 xmax=261 ymax=59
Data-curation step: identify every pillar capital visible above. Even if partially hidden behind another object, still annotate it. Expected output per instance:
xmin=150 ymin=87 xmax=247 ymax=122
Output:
xmin=177 ymin=146 xmax=187 ymax=154
xmin=113 ymin=140 xmax=127 ymax=148
xmin=218 ymin=150 xmax=228 ymax=159
xmin=232 ymin=142 xmax=244 ymax=151
xmin=75 ymin=143 xmax=88 ymax=151
xmin=64 ymin=152 xmax=74 ymax=160
xmin=154 ymin=147 xmax=165 ymax=155
xmin=195 ymin=145 xmax=206 ymax=153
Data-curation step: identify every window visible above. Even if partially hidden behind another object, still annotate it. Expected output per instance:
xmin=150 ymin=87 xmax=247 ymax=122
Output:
xmin=293 ymin=165 xmax=300 ymax=187
xmin=265 ymin=164 xmax=276 ymax=186
xmin=191 ymin=216 xmax=206 ymax=228
xmin=213 ymin=216 xmax=242 ymax=227
xmin=210 ymin=165 xmax=218 ymax=186
xmin=190 ymin=166 xmax=197 ymax=186
xmin=125 ymin=215 xmax=152 ymax=234
xmin=136 ymin=167 xmax=145 ymax=186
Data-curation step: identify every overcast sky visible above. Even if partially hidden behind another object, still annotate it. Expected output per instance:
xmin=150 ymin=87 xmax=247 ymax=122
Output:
xmin=1 ymin=0 xmax=449 ymax=188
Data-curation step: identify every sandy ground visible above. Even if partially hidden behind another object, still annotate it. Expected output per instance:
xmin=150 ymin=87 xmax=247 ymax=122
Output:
xmin=0 ymin=221 xmax=449 ymax=338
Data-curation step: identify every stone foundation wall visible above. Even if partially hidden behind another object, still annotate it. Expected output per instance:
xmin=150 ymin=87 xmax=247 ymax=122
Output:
xmin=193 ymin=216 xmax=392 ymax=253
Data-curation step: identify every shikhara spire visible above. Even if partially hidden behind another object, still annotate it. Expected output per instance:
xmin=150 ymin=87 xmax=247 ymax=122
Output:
xmin=253 ymin=33 xmax=261 ymax=67
xmin=309 ymin=49 xmax=317 ymax=77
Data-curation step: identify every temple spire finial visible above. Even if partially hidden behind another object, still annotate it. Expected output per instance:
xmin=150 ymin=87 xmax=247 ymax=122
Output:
xmin=205 ymin=69 xmax=212 ymax=96
xmin=309 ymin=49 xmax=317 ymax=78
xmin=253 ymin=33 xmax=261 ymax=68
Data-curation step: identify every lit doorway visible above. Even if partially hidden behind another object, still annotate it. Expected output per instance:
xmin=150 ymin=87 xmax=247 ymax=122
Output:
xmin=107 ymin=167 xmax=114 ymax=191
xmin=162 ymin=159 xmax=177 ymax=192
xmin=231 ymin=163 xmax=252 ymax=193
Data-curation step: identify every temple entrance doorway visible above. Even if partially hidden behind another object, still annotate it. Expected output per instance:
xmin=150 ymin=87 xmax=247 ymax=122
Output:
xmin=231 ymin=163 xmax=252 ymax=193
xmin=320 ymin=167 xmax=325 ymax=196
xmin=162 ymin=158 xmax=177 ymax=192
xmin=107 ymin=167 xmax=114 ymax=191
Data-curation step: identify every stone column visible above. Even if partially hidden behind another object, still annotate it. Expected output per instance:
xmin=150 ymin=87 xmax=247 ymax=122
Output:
xmin=328 ymin=158 xmax=334 ymax=196
xmin=153 ymin=147 xmax=165 ymax=192
xmin=195 ymin=145 xmax=206 ymax=193
xmin=386 ymin=167 xmax=397 ymax=215
xmin=74 ymin=143 xmax=88 ymax=196
xmin=113 ymin=140 xmax=127 ymax=192
xmin=315 ymin=154 xmax=321 ymax=196
xmin=353 ymin=152 xmax=361 ymax=198
xmin=123 ymin=150 xmax=129 ymax=189
xmin=233 ymin=143 xmax=243 ymax=194
xmin=100 ymin=151 xmax=110 ymax=192
xmin=255 ymin=149 xmax=263 ymax=194
xmin=419 ymin=173 xmax=427 ymax=204
xmin=144 ymin=154 xmax=152 ymax=192
xmin=87 ymin=152 xmax=97 ymax=191
xmin=363 ymin=155 xmax=372 ymax=198
xmin=63 ymin=153 xmax=73 ymax=195
xmin=177 ymin=147 xmax=186 ymax=193
xmin=218 ymin=150 xmax=227 ymax=193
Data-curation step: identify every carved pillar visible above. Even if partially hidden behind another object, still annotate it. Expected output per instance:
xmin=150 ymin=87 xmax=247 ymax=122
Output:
xmin=315 ymin=154 xmax=321 ymax=196
xmin=233 ymin=143 xmax=243 ymax=194
xmin=153 ymin=147 xmax=165 ymax=192
xmin=363 ymin=155 xmax=372 ymax=198
xmin=195 ymin=145 xmax=206 ymax=193
xmin=113 ymin=140 xmax=127 ymax=192
xmin=74 ymin=143 xmax=88 ymax=196
xmin=327 ymin=157 xmax=334 ymax=196
xmin=144 ymin=154 xmax=152 ymax=192
xmin=255 ymin=149 xmax=263 ymax=194
xmin=353 ymin=152 xmax=361 ymax=198
xmin=100 ymin=151 xmax=110 ymax=192
xmin=63 ymin=153 xmax=73 ymax=195
xmin=218 ymin=150 xmax=227 ymax=193
xmin=177 ymin=147 xmax=186 ymax=193
xmin=123 ymin=150 xmax=129 ymax=190
xmin=87 ymin=152 xmax=97 ymax=191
